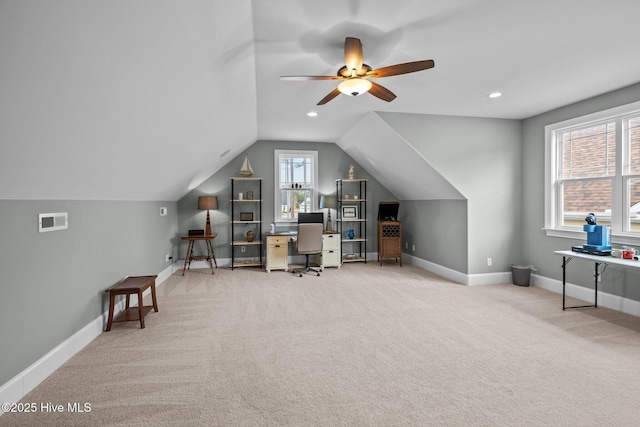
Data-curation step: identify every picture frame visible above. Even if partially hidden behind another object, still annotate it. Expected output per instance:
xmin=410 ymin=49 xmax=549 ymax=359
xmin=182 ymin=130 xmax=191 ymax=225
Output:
xmin=342 ymin=205 xmax=358 ymax=219
xmin=240 ymin=212 xmax=253 ymax=221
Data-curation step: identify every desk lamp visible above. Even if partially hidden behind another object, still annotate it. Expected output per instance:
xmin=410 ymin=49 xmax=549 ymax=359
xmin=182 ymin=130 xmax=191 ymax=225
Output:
xmin=319 ymin=195 xmax=337 ymax=232
xmin=198 ymin=196 xmax=218 ymax=236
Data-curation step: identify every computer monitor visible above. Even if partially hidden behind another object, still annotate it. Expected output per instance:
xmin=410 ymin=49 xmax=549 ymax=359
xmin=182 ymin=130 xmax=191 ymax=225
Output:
xmin=297 ymin=212 xmax=324 ymax=224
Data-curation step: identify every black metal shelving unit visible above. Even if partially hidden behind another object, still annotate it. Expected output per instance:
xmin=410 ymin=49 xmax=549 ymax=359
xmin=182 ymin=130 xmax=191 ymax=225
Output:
xmin=336 ymin=179 xmax=367 ymax=264
xmin=230 ymin=177 xmax=263 ymax=269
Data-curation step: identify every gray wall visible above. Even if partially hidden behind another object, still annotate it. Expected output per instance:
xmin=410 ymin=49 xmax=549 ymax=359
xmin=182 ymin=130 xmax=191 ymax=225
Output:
xmin=177 ymin=140 xmax=397 ymax=260
xmin=379 ymin=113 xmax=522 ymax=274
xmin=522 ymin=82 xmax=640 ymax=301
xmin=399 ymin=200 xmax=468 ymax=272
xmin=0 ymin=200 xmax=177 ymax=386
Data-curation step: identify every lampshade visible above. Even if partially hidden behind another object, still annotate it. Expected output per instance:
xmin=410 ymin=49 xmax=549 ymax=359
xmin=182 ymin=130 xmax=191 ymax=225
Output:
xmin=198 ymin=196 xmax=218 ymax=236
xmin=319 ymin=195 xmax=337 ymax=209
xmin=198 ymin=196 xmax=218 ymax=210
xmin=338 ymin=78 xmax=372 ymax=97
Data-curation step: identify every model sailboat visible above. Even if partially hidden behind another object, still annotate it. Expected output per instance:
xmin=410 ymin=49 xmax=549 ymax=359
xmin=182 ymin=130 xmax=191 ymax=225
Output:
xmin=239 ymin=156 xmax=254 ymax=177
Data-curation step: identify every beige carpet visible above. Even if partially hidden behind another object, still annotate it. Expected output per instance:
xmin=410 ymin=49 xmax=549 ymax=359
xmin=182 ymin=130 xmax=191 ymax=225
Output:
xmin=3 ymin=262 xmax=640 ymax=426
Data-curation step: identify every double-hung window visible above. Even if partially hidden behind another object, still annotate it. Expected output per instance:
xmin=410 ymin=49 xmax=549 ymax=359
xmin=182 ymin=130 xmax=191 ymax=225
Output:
xmin=545 ymin=100 xmax=640 ymax=244
xmin=274 ymin=150 xmax=318 ymax=223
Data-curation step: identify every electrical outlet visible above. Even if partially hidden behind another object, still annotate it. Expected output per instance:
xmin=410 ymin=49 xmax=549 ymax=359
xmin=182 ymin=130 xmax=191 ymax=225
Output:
xmin=241 ymin=246 xmax=246 ymax=253
xmin=487 ymin=257 xmax=492 ymax=266
xmin=165 ymin=254 xmax=172 ymax=262
xmin=405 ymin=242 xmax=408 ymax=249
xmin=412 ymin=244 xmax=415 ymax=252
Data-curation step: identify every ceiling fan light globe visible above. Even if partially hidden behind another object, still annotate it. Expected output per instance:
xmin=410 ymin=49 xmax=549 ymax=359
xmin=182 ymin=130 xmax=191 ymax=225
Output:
xmin=338 ymin=78 xmax=372 ymax=97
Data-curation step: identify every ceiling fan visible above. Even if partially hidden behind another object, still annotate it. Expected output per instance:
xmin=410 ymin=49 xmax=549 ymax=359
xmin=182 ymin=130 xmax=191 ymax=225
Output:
xmin=280 ymin=37 xmax=435 ymax=105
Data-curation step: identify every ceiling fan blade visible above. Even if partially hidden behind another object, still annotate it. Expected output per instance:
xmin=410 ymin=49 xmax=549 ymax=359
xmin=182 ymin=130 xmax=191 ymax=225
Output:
xmin=368 ymin=81 xmax=396 ymax=102
xmin=344 ymin=37 xmax=364 ymax=75
xmin=280 ymin=75 xmax=343 ymax=81
xmin=367 ymin=60 xmax=435 ymax=78
xmin=317 ymin=88 xmax=342 ymax=105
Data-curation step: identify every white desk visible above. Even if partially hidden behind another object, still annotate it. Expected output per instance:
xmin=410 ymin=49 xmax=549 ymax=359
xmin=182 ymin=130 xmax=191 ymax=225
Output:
xmin=554 ymin=250 xmax=640 ymax=310
xmin=265 ymin=232 xmax=341 ymax=272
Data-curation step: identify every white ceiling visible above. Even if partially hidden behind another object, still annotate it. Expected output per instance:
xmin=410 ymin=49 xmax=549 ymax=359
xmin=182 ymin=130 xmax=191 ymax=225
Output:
xmin=1 ymin=0 xmax=639 ymax=201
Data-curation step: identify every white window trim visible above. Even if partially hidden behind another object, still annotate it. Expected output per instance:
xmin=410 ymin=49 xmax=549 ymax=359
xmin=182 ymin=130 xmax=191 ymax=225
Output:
xmin=544 ymin=99 xmax=640 ymax=246
xmin=274 ymin=149 xmax=319 ymax=224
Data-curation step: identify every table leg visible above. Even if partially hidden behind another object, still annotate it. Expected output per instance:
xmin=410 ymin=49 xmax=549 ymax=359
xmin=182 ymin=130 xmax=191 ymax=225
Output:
xmin=562 ymin=255 xmax=598 ymax=310
xmin=138 ymin=289 xmax=145 ymax=329
xmin=182 ymin=240 xmax=194 ymax=275
xmin=208 ymin=239 xmax=218 ymax=269
xmin=206 ymin=239 xmax=216 ymax=273
xmin=150 ymin=282 xmax=159 ymax=312
xmin=562 ymin=256 xmax=567 ymax=310
xmin=106 ymin=293 xmax=115 ymax=331
xmin=594 ymin=262 xmax=600 ymax=308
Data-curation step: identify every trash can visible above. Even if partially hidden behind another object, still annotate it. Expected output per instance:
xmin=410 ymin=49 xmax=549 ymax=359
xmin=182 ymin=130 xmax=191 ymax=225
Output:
xmin=511 ymin=264 xmax=534 ymax=287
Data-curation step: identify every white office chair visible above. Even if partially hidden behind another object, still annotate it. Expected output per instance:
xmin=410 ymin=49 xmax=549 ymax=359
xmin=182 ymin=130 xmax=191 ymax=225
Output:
xmin=293 ymin=223 xmax=323 ymax=277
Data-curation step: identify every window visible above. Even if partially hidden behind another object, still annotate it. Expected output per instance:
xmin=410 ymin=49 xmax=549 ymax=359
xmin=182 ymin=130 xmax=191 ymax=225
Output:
xmin=274 ymin=150 xmax=318 ymax=223
xmin=545 ymin=100 xmax=640 ymax=244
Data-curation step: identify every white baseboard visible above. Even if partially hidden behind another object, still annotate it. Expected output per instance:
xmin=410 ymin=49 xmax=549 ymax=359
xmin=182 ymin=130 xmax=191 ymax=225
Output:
xmin=0 ymin=263 xmax=175 ymax=413
xmin=402 ymin=253 xmax=509 ymax=286
xmin=405 ymin=254 xmax=640 ymax=317
xmin=532 ymin=274 xmax=640 ymax=317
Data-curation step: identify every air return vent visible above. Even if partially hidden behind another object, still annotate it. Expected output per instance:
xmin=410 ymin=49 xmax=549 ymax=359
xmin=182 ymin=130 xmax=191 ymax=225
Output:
xmin=38 ymin=212 xmax=68 ymax=233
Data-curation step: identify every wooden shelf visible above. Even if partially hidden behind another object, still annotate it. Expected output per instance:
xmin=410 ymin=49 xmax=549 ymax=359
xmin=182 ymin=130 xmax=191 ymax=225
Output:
xmin=114 ymin=306 xmax=154 ymax=323
xmin=231 ymin=240 xmax=262 ymax=245
xmin=232 ymin=260 xmax=262 ymax=267
xmin=342 ymin=255 xmax=366 ymax=263
xmin=231 ymin=220 xmax=261 ymax=224
xmin=342 ymin=238 xmax=368 ymax=243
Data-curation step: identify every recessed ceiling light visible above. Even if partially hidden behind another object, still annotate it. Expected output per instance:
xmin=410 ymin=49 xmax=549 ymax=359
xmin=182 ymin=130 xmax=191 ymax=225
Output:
xmin=488 ymin=92 xmax=502 ymax=98
xmin=307 ymin=111 xmax=318 ymax=117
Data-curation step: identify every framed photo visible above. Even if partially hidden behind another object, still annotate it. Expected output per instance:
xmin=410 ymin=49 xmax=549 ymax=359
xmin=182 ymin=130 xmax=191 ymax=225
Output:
xmin=240 ymin=212 xmax=253 ymax=221
xmin=342 ymin=205 xmax=358 ymax=219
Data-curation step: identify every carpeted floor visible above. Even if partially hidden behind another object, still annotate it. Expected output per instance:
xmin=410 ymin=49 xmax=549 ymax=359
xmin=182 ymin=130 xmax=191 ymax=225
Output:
xmin=2 ymin=262 xmax=640 ymax=426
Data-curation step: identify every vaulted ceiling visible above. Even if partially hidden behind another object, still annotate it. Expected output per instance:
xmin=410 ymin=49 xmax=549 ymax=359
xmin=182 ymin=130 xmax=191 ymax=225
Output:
xmin=1 ymin=0 xmax=639 ymax=201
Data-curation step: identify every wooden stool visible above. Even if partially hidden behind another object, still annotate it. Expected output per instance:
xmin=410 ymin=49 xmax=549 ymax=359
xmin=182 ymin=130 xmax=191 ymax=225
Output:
xmin=105 ymin=275 xmax=158 ymax=331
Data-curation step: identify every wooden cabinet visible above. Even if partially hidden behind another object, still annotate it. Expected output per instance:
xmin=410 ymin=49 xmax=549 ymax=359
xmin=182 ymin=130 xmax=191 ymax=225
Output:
xmin=265 ymin=235 xmax=291 ymax=272
xmin=315 ymin=233 xmax=341 ymax=270
xmin=378 ymin=221 xmax=402 ymax=266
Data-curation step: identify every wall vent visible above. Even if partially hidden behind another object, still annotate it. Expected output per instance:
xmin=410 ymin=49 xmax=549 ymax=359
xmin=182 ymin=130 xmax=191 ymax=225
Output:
xmin=38 ymin=212 xmax=68 ymax=233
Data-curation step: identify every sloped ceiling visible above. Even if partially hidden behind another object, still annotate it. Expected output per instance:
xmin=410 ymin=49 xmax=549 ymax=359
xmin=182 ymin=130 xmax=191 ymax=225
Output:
xmin=1 ymin=0 xmax=640 ymax=201
xmin=0 ymin=0 xmax=258 ymax=201
xmin=337 ymin=113 xmax=464 ymax=200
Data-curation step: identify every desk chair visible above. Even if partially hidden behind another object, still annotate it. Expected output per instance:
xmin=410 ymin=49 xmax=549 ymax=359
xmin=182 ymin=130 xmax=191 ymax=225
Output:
xmin=293 ymin=223 xmax=323 ymax=277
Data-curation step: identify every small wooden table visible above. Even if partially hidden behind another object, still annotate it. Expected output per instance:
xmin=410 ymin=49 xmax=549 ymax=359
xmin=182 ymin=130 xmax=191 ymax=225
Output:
xmin=105 ymin=275 xmax=158 ymax=331
xmin=181 ymin=234 xmax=218 ymax=275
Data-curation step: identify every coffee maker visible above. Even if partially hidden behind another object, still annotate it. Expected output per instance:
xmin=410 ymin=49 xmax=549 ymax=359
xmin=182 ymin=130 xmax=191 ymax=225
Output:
xmin=572 ymin=213 xmax=611 ymax=255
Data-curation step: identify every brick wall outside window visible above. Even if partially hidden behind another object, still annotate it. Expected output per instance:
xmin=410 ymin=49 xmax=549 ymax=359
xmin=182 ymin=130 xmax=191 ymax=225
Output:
xmin=562 ymin=122 xmax=640 ymax=213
